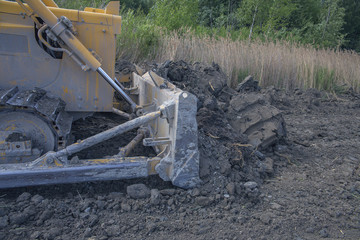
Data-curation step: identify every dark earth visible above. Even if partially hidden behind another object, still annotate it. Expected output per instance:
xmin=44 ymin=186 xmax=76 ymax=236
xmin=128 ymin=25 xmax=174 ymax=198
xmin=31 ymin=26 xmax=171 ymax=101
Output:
xmin=0 ymin=61 xmax=359 ymax=240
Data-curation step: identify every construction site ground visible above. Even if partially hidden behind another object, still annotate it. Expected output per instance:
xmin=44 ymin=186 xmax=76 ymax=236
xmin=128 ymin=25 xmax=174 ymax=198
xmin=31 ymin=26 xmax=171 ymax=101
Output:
xmin=0 ymin=61 xmax=359 ymax=240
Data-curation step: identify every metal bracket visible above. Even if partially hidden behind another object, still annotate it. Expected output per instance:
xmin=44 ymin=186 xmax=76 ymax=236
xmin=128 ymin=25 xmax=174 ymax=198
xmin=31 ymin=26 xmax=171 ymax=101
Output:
xmin=143 ymin=137 xmax=172 ymax=147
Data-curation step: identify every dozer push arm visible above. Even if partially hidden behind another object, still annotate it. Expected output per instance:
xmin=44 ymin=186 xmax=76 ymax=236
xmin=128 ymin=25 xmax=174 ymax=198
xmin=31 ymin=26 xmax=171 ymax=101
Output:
xmin=20 ymin=0 xmax=138 ymax=111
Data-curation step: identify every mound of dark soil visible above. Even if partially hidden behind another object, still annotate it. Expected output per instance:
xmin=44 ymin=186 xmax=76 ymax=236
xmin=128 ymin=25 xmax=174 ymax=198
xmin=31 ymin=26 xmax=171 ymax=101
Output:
xmin=153 ymin=61 xmax=286 ymax=186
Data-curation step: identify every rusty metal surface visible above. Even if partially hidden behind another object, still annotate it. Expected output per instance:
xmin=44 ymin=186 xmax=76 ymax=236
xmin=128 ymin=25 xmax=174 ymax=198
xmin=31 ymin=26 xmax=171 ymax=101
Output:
xmin=118 ymin=129 xmax=146 ymax=157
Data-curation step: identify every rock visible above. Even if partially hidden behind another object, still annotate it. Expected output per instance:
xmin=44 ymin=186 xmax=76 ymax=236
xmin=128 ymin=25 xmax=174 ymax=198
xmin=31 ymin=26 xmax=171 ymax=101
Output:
xmin=270 ymin=202 xmax=282 ymax=210
xmin=220 ymin=159 xmax=232 ymax=175
xmin=0 ymin=206 xmax=9 ymax=217
xmin=263 ymin=157 xmax=274 ymax=174
xmin=160 ymin=189 xmax=176 ymax=196
xmin=305 ymin=227 xmax=315 ymax=233
xmin=108 ymin=192 xmax=124 ymax=199
xmin=226 ymin=182 xmax=236 ymax=195
xmin=319 ymin=229 xmax=329 ymax=238
xmin=16 ymin=192 xmax=31 ymax=202
xmin=80 ymin=212 xmax=90 ymax=219
xmin=84 ymin=228 xmax=92 ymax=238
xmin=150 ymin=189 xmax=161 ymax=205
xmin=191 ymin=188 xmax=200 ymax=197
xmin=121 ymin=202 xmax=131 ymax=212
xmin=96 ymin=200 xmax=106 ymax=210
xmin=127 ymin=184 xmax=150 ymax=199
xmin=167 ymin=198 xmax=174 ymax=206
xmin=30 ymin=231 xmax=41 ymax=239
xmin=0 ymin=216 xmax=8 ymax=228
xmin=244 ymin=181 xmax=260 ymax=199
xmin=105 ymin=225 xmax=120 ymax=237
xmin=259 ymin=212 xmax=276 ymax=225
xmin=255 ymin=151 xmax=266 ymax=160
xmin=195 ymin=196 xmax=212 ymax=207
xmin=89 ymin=215 xmax=99 ymax=227
xmin=31 ymin=194 xmax=44 ymax=205
xmin=244 ymin=181 xmax=258 ymax=190
xmin=38 ymin=209 xmax=53 ymax=223
xmin=9 ymin=212 xmax=30 ymax=225
xmin=146 ymin=223 xmax=157 ymax=233
xmin=47 ymin=227 xmax=62 ymax=239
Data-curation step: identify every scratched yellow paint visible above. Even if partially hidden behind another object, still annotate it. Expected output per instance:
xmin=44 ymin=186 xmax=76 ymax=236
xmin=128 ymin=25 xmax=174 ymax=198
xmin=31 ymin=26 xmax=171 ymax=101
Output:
xmin=90 ymin=158 xmax=115 ymax=164
xmin=62 ymin=86 xmax=69 ymax=94
xmin=54 ymin=160 xmax=63 ymax=167
xmin=5 ymin=124 xmax=16 ymax=131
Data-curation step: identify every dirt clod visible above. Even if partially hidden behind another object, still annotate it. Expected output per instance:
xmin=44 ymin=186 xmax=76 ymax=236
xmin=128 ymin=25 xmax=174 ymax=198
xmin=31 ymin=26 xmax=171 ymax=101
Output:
xmin=16 ymin=192 xmax=31 ymax=202
xmin=127 ymin=184 xmax=151 ymax=199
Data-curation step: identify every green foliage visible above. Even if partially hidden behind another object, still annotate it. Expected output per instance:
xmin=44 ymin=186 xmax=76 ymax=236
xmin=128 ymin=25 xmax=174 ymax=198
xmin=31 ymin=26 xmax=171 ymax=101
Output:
xmin=300 ymin=0 xmax=345 ymax=48
xmin=341 ymin=0 xmax=360 ymax=51
xmin=119 ymin=0 xmax=155 ymax=14
xmin=198 ymin=0 xmax=240 ymax=30
xmin=237 ymin=69 xmax=250 ymax=84
xmin=313 ymin=66 xmax=336 ymax=92
xmin=149 ymin=0 xmax=199 ymax=31
xmin=116 ymin=9 xmax=160 ymax=62
xmin=55 ymin=0 xmax=110 ymax=10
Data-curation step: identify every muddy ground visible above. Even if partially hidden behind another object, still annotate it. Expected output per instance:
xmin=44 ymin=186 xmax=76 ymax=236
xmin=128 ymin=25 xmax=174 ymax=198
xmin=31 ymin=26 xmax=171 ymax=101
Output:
xmin=0 ymin=61 xmax=359 ymax=240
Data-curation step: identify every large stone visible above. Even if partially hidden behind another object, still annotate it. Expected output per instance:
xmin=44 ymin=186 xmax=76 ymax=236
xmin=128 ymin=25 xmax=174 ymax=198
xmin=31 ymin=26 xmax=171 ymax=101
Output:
xmin=126 ymin=184 xmax=150 ymax=199
xmin=31 ymin=194 xmax=44 ymax=205
xmin=195 ymin=196 xmax=212 ymax=207
xmin=16 ymin=192 xmax=31 ymax=202
xmin=226 ymin=182 xmax=236 ymax=195
xmin=150 ymin=189 xmax=161 ymax=205
xmin=0 ymin=216 xmax=8 ymax=228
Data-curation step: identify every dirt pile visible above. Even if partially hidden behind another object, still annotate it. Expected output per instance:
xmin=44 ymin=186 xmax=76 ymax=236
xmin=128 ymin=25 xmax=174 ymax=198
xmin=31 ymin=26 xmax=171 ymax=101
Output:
xmin=153 ymin=61 xmax=286 ymax=187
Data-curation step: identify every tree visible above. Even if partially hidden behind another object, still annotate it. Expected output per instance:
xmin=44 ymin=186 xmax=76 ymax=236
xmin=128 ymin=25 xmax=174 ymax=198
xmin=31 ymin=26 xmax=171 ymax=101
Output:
xmin=149 ymin=0 xmax=199 ymax=31
xmin=237 ymin=0 xmax=295 ymax=39
xmin=340 ymin=0 xmax=360 ymax=51
xmin=120 ymin=0 xmax=155 ymax=14
xmin=198 ymin=0 xmax=241 ymax=30
xmin=301 ymin=0 xmax=345 ymax=48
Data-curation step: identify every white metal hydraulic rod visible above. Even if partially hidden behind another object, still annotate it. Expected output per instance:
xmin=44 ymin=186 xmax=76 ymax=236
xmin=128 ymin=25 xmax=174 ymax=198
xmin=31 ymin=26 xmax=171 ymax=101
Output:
xmin=54 ymin=110 xmax=161 ymax=158
xmin=97 ymin=67 xmax=138 ymax=112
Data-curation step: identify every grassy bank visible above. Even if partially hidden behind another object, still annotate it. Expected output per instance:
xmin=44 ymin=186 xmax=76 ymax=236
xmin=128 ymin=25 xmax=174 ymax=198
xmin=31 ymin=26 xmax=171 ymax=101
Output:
xmin=152 ymin=32 xmax=360 ymax=92
xmin=118 ymin=29 xmax=360 ymax=92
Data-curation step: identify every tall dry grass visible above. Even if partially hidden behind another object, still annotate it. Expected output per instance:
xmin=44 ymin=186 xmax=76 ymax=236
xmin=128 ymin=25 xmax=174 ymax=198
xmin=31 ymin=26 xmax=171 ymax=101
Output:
xmin=154 ymin=32 xmax=360 ymax=92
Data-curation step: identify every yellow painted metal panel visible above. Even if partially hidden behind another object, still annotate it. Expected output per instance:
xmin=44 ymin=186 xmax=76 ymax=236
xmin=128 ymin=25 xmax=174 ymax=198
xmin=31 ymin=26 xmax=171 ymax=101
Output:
xmin=0 ymin=0 xmax=119 ymax=112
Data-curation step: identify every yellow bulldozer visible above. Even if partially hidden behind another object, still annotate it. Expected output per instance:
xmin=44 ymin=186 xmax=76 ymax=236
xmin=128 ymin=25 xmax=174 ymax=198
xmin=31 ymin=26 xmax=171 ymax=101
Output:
xmin=0 ymin=0 xmax=200 ymax=188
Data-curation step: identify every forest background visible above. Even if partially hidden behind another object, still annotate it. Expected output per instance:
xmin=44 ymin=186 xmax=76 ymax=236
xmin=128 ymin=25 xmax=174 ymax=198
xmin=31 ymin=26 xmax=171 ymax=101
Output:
xmin=54 ymin=0 xmax=360 ymax=92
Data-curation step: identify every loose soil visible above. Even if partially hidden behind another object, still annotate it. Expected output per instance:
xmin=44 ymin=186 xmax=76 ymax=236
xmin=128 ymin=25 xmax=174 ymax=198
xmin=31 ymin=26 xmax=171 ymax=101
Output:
xmin=0 ymin=62 xmax=359 ymax=240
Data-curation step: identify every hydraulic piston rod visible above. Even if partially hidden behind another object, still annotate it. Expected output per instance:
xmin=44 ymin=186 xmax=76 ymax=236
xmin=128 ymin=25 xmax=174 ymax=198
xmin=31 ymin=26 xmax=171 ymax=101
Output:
xmin=97 ymin=67 xmax=138 ymax=112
